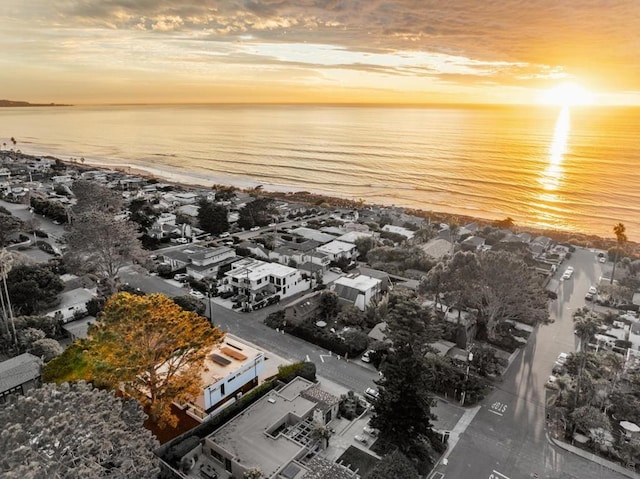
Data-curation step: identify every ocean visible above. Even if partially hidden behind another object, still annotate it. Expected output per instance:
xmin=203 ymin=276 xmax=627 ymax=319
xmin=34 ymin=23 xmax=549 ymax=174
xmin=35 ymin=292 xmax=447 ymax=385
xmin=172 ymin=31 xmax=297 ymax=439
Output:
xmin=1 ymin=104 xmax=638 ymax=240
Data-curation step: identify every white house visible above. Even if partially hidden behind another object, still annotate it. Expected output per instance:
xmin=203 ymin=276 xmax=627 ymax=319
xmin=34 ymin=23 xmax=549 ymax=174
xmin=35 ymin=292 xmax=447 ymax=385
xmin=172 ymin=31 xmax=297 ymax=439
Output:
xmin=316 ymin=240 xmax=357 ymax=262
xmin=184 ymin=336 xmax=265 ymax=421
xmin=381 ymin=224 xmax=415 ymax=239
xmin=45 ymin=287 xmax=97 ymax=323
xmin=223 ymin=258 xmax=309 ymax=304
xmin=332 ymin=274 xmax=382 ymax=311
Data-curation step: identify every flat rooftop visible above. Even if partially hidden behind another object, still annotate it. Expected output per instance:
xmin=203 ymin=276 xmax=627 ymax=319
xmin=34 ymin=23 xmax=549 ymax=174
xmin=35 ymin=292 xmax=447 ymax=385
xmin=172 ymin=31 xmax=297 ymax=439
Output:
xmin=208 ymin=378 xmax=318 ymax=477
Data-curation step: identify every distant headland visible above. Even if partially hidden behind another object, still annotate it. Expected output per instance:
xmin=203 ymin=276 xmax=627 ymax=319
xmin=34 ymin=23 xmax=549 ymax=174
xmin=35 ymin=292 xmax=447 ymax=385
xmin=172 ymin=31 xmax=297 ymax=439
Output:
xmin=0 ymin=99 xmax=72 ymax=107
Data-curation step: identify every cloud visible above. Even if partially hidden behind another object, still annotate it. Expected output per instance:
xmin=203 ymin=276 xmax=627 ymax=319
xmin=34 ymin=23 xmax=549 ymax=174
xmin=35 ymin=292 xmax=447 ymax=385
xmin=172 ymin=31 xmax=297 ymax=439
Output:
xmin=2 ymin=0 xmax=640 ymax=100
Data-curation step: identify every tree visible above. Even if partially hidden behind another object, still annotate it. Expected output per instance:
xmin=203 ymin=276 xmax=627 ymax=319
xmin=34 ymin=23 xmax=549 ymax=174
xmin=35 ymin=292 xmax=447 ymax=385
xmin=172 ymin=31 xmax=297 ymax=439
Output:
xmin=367 ymin=450 xmax=419 ymax=479
xmin=370 ymin=295 xmax=441 ymax=453
xmin=572 ymin=308 xmax=603 ymax=408
xmin=0 ymin=213 xmax=23 ymax=247
xmin=197 ymin=198 xmax=229 ymax=235
xmin=355 ymin=236 xmax=377 ymax=259
xmin=0 ymin=381 xmax=159 ymax=478
xmin=473 ymin=250 xmax=548 ymax=340
xmin=172 ymin=294 xmax=207 ymax=315
xmin=6 ymin=263 xmax=64 ymax=315
xmin=29 ymin=337 xmax=63 ymax=361
xmin=243 ymin=468 xmax=264 ymax=479
xmin=610 ymin=222 xmax=627 ymax=284
xmin=66 ymin=210 xmax=146 ymax=296
xmin=87 ymin=293 xmax=224 ymax=427
xmin=318 ymin=290 xmax=339 ymax=321
xmin=128 ymin=198 xmax=158 ymax=230
xmin=237 ymin=198 xmax=275 ymax=229
xmin=71 ymin=179 xmax=123 ymax=216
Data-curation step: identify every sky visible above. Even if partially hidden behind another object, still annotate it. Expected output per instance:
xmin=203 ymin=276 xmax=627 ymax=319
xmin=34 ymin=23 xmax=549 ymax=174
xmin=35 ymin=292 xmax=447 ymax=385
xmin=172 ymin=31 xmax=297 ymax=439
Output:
xmin=1 ymin=0 xmax=639 ymax=105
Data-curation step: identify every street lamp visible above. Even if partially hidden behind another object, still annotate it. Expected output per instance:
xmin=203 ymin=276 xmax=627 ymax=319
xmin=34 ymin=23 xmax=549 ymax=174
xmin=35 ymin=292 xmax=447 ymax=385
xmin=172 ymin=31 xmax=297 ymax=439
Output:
xmin=460 ymin=351 xmax=474 ymax=406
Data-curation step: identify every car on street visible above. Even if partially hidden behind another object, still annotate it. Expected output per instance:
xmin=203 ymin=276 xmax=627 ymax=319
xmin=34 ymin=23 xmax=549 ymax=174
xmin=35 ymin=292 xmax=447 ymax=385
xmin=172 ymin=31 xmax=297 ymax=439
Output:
xmin=189 ymin=289 xmax=205 ymax=299
xmin=545 ymin=375 xmax=559 ymax=389
xmin=354 ymin=435 xmax=368 ymax=444
xmin=364 ymin=387 xmax=380 ymax=402
xmin=250 ymin=226 xmax=260 ymax=231
xmin=363 ymin=425 xmax=378 ymax=436
xmin=552 ymin=352 xmax=569 ymax=375
xmin=361 ymin=350 xmax=374 ymax=363
xmin=329 ymin=267 xmax=343 ymax=274
xmin=585 ymin=285 xmax=598 ymax=300
xmin=268 ymin=222 xmax=276 ymax=227
xmin=173 ymin=273 xmax=189 ymax=282
xmin=599 ymin=256 xmax=606 ymax=263
xmin=562 ymin=266 xmax=574 ymax=280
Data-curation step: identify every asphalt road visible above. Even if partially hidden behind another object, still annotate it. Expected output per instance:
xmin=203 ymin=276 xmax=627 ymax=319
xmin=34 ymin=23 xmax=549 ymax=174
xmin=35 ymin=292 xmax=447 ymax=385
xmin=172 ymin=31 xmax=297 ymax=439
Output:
xmin=119 ymin=267 xmax=381 ymax=395
xmin=432 ymin=247 xmax=627 ymax=479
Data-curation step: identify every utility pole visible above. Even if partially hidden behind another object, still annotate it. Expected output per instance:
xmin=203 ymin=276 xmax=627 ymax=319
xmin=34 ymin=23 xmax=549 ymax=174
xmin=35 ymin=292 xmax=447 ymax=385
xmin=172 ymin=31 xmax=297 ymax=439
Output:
xmin=460 ymin=351 xmax=474 ymax=406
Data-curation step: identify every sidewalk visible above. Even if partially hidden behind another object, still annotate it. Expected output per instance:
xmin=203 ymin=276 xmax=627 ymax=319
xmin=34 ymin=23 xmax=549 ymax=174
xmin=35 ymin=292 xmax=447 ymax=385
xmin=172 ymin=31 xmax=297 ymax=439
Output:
xmin=549 ymin=434 xmax=640 ymax=478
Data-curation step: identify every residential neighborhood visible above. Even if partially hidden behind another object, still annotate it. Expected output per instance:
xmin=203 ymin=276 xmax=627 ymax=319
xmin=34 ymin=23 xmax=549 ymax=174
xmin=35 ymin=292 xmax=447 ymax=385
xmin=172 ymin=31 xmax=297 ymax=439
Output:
xmin=2 ymin=152 xmax=640 ymax=479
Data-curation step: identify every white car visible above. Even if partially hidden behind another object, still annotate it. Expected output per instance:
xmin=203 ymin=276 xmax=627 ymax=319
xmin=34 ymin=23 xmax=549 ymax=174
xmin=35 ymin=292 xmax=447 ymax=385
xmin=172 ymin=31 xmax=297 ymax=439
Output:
xmin=189 ymin=290 xmax=205 ymax=299
xmin=599 ymin=256 xmax=606 ymax=263
xmin=173 ymin=273 xmax=189 ymax=282
xmin=588 ymin=286 xmax=597 ymax=295
xmin=363 ymin=425 xmax=378 ymax=436
xmin=361 ymin=350 xmax=374 ymax=363
xmin=364 ymin=387 xmax=380 ymax=402
xmin=250 ymin=226 xmax=260 ymax=232
xmin=562 ymin=268 xmax=573 ymax=280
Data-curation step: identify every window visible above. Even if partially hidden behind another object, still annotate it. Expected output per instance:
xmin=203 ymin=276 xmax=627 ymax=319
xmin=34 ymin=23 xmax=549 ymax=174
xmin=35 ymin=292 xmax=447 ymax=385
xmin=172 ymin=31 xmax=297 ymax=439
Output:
xmin=220 ymin=383 xmax=226 ymax=396
xmin=210 ymin=449 xmax=223 ymax=463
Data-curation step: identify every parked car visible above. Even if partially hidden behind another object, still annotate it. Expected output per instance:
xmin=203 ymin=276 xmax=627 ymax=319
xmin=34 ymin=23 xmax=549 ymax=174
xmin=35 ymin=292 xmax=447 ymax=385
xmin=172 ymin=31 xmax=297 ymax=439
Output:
xmin=599 ymin=256 xmax=606 ymax=263
xmin=364 ymin=387 xmax=379 ymax=402
xmin=173 ymin=273 xmax=189 ymax=282
xmin=361 ymin=350 xmax=374 ymax=363
xmin=562 ymin=268 xmax=573 ymax=280
xmin=363 ymin=425 xmax=378 ymax=436
xmin=329 ymin=267 xmax=343 ymax=274
xmin=219 ymin=232 xmax=230 ymax=238
xmin=189 ymin=289 xmax=205 ymax=299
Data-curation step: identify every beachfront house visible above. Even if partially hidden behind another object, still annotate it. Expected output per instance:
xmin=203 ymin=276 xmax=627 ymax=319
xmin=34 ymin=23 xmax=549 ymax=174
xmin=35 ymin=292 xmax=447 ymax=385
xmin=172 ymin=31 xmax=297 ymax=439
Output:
xmin=381 ymin=224 xmax=415 ymax=239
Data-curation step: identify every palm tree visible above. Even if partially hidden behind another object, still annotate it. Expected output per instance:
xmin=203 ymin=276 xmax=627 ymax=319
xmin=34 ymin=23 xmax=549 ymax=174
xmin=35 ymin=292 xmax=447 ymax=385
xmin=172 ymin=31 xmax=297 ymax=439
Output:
xmin=610 ymin=222 xmax=627 ymax=284
xmin=0 ymin=249 xmax=17 ymax=345
xmin=573 ymin=308 xmax=602 ymax=407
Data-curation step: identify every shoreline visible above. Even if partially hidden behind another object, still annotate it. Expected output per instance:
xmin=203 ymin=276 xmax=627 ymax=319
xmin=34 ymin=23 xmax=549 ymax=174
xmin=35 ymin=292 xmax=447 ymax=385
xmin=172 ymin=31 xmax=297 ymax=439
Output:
xmin=12 ymin=151 xmax=638 ymax=253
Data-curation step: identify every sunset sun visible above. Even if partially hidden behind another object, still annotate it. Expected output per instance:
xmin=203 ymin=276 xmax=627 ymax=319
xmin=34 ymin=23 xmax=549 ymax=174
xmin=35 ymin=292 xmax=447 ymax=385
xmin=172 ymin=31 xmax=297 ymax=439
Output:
xmin=539 ymin=82 xmax=595 ymax=106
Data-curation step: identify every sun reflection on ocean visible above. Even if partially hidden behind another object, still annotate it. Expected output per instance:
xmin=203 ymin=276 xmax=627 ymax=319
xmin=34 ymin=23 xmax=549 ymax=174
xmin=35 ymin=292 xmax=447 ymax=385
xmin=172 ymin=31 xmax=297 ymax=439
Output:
xmin=533 ymin=107 xmax=570 ymax=229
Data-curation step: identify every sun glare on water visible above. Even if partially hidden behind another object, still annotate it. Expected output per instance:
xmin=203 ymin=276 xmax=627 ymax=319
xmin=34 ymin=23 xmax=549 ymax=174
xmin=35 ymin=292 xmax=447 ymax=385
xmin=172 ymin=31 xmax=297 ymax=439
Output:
xmin=539 ymin=82 xmax=595 ymax=106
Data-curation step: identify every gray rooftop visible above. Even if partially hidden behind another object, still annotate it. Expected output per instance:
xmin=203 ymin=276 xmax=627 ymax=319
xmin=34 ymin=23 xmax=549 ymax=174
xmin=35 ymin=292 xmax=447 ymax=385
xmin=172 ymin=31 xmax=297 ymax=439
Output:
xmin=0 ymin=353 xmax=42 ymax=393
xmin=208 ymin=377 xmax=323 ymax=477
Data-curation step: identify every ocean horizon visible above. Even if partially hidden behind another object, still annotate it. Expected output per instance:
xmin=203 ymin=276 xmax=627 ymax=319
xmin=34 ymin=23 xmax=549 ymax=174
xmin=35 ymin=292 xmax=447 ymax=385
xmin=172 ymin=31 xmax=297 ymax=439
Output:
xmin=1 ymin=103 xmax=639 ymax=240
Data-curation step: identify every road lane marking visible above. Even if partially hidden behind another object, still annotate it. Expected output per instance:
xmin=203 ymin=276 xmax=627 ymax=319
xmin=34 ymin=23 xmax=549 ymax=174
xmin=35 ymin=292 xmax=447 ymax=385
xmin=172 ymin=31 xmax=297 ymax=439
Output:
xmin=489 ymin=470 xmax=510 ymax=479
xmin=489 ymin=401 xmax=508 ymax=416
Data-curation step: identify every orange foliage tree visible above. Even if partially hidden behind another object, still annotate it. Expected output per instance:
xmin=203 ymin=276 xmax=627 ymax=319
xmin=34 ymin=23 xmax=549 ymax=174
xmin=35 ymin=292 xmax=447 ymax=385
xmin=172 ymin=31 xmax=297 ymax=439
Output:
xmin=88 ymin=292 xmax=224 ymax=428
